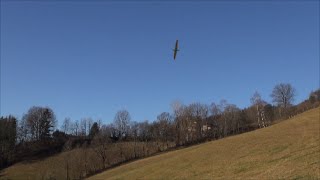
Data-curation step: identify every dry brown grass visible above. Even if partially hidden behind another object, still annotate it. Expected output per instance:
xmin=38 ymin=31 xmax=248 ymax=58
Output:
xmin=88 ymin=108 xmax=320 ymax=180
xmin=1 ymin=108 xmax=319 ymax=180
xmin=0 ymin=141 xmax=174 ymax=180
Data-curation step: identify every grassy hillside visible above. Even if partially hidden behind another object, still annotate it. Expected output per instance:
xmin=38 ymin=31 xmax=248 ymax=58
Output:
xmin=88 ymin=108 xmax=320 ymax=180
xmin=1 ymin=108 xmax=319 ymax=180
xmin=0 ymin=141 xmax=170 ymax=180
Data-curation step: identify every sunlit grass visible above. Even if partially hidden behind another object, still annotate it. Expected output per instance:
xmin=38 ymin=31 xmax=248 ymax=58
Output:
xmin=88 ymin=108 xmax=320 ymax=180
xmin=1 ymin=108 xmax=319 ymax=180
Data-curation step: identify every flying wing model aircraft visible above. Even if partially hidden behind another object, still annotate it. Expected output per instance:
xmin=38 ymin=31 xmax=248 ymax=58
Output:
xmin=173 ymin=40 xmax=179 ymax=60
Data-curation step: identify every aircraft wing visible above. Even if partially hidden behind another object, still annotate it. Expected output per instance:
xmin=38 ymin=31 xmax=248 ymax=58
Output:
xmin=173 ymin=40 xmax=179 ymax=60
xmin=174 ymin=49 xmax=177 ymax=60
xmin=175 ymin=40 xmax=179 ymax=50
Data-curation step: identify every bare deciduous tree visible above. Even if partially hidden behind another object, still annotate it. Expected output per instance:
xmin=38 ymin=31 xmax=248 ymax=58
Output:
xmin=156 ymin=112 xmax=172 ymax=142
xmin=210 ymin=102 xmax=221 ymax=116
xmin=92 ymin=132 xmax=111 ymax=169
xmin=271 ymin=83 xmax=296 ymax=109
xmin=251 ymin=91 xmax=268 ymax=128
xmin=17 ymin=117 xmax=29 ymax=142
xmin=22 ymin=106 xmax=56 ymax=141
xmin=87 ymin=118 xmax=93 ymax=136
xmin=114 ymin=110 xmax=131 ymax=140
xmin=61 ymin=117 xmax=71 ymax=134
xmin=188 ymin=103 xmax=209 ymax=140
xmin=80 ymin=118 xmax=87 ymax=136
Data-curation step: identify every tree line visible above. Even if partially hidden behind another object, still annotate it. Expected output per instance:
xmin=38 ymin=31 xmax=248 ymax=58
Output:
xmin=0 ymin=83 xmax=319 ymax=178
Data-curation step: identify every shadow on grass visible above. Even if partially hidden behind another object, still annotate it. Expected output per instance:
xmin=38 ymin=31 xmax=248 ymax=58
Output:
xmin=0 ymin=169 xmax=9 ymax=179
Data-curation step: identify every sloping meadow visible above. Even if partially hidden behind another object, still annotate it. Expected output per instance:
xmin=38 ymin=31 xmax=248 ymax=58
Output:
xmin=88 ymin=108 xmax=320 ymax=180
xmin=1 ymin=141 xmax=175 ymax=180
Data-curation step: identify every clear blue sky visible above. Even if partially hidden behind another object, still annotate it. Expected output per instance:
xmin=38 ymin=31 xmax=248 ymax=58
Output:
xmin=1 ymin=1 xmax=319 ymax=125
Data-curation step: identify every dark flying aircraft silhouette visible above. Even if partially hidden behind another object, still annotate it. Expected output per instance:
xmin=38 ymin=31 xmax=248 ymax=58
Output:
xmin=173 ymin=40 xmax=179 ymax=60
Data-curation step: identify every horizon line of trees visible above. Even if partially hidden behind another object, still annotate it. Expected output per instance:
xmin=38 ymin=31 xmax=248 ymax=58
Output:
xmin=1 ymin=83 xmax=320 ymax=177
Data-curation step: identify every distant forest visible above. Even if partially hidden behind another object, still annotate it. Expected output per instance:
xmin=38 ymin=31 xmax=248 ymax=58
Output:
xmin=1 ymin=83 xmax=319 ymax=179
